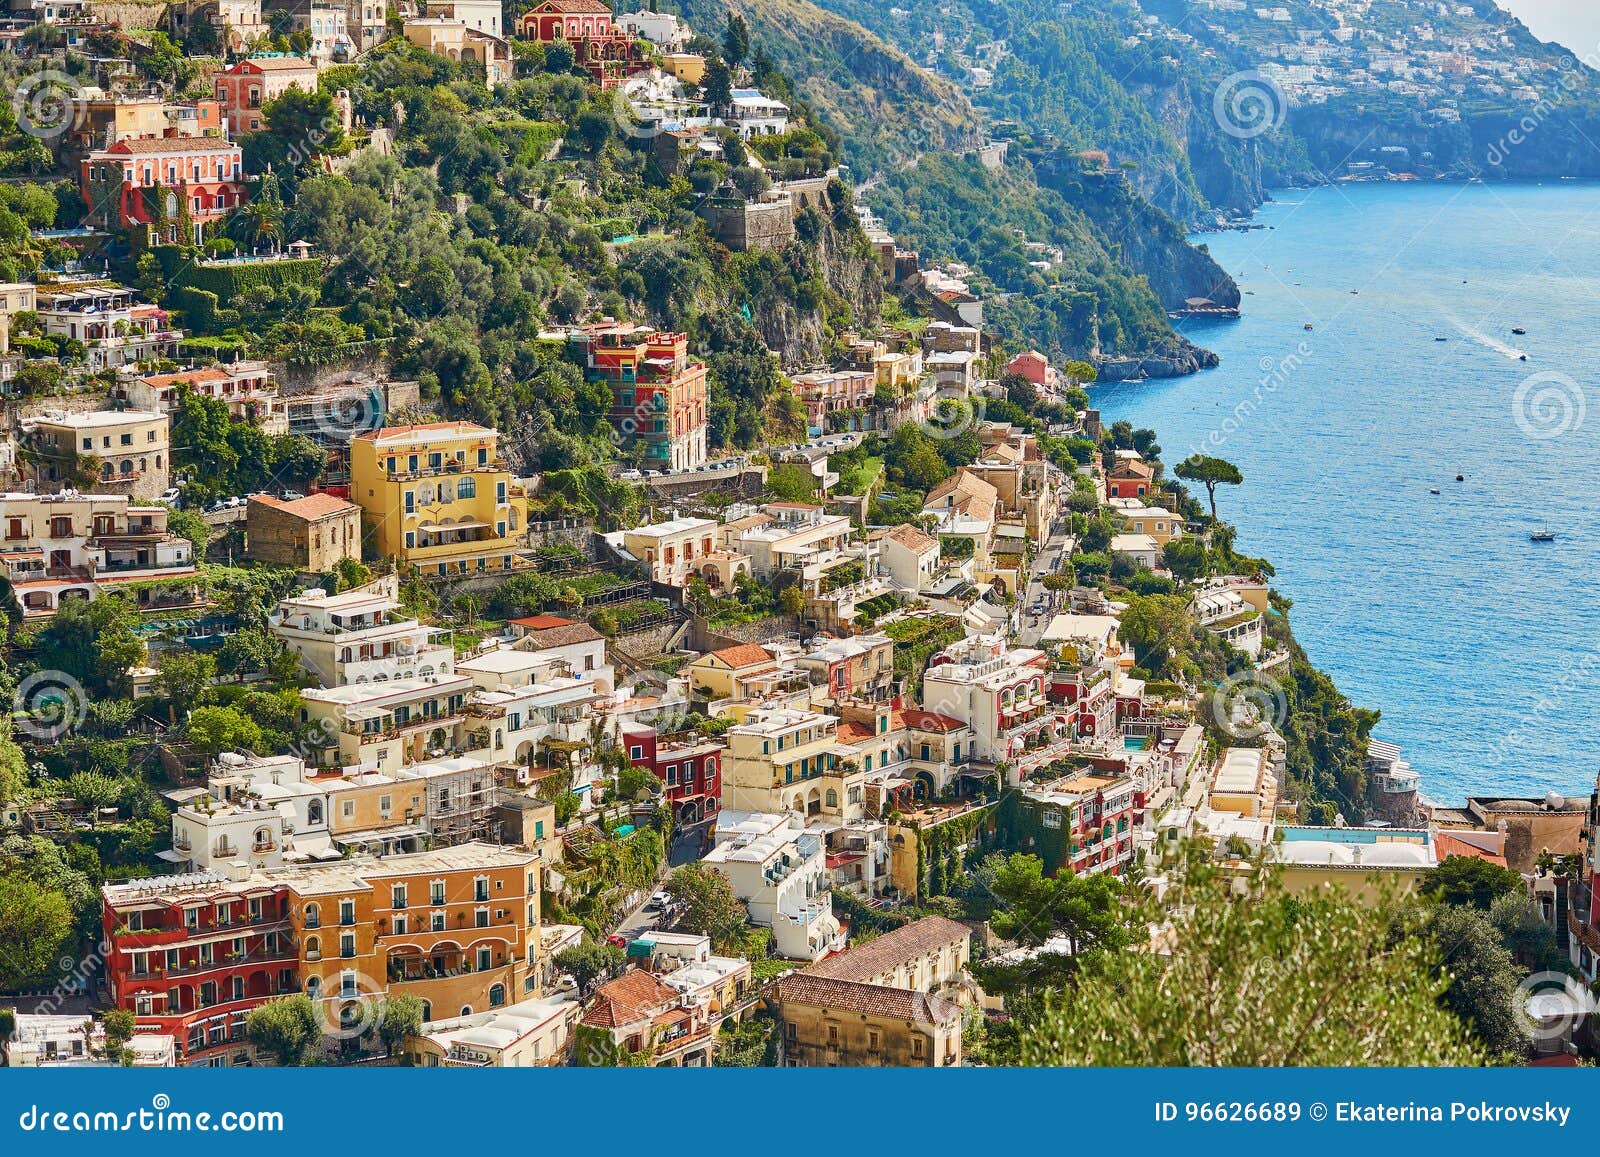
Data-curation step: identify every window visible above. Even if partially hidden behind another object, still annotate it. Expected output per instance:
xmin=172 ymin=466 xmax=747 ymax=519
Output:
xmin=342 ymin=800 xmax=355 ymax=820
xmin=392 ymin=915 xmax=407 ymax=936
xmin=431 ymin=911 xmax=446 ymax=932
xmin=868 ymin=1030 xmax=880 ymax=1052
xmin=475 ymin=907 xmax=489 ymax=928
xmin=476 ymin=947 xmax=492 ymax=971
xmin=304 ymin=902 xmax=320 ymax=929
xmin=304 ymin=935 xmax=320 ymax=960
xmin=391 ymin=884 xmax=407 ymax=909
xmin=489 ymin=983 xmax=506 ymax=1007
xmin=307 ymin=800 xmax=323 ymax=826
xmin=430 ymin=880 xmax=446 ymax=905
xmin=474 ymin=876 xmax=490 ymax=901
xmin=912 ymin=1037 xmax=925 ymax=1059
xmin=457 ymin=477 xmax=475 ymax=499
xmin=339 ymin=899 xmax=355 ymax=926
xmin=629 ymin=745 xmax=643 ymax=760
xmin=340 ymin=932 xmax=355 ymax=958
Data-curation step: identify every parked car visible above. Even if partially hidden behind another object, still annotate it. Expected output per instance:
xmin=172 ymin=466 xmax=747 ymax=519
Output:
xmin=157 ymin=487 xmax=182 ymax=507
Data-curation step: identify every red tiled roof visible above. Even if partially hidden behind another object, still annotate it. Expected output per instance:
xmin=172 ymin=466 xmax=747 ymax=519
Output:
xmin=524 ymin=622 xmax=604 ymax=649
xmin=775 ymin=973 xmax=959 ymax=1026
xmin=803 ymin=916 xmax=970 ymax=984
xmin=509 ymin=614 xmax=575 ymax=631
xmin=249 ymin=493 xmax=357 ymax=521
xmin=102 ymin=137 xmax=240 ymax=154
xmin=706 ymin=643 xmax=774 ymax=671
xmin=901 ymin=708 xmax=966 ymax=733
xmin=1434 ymin=832 xmax=1508 ymax=867
xmin=582 ymin=969 xmax=678 ymax=1029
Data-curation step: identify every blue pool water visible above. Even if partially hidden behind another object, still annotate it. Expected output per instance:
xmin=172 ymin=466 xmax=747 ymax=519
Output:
xmin=1093 ymin=181 xmax=1600 ymax=803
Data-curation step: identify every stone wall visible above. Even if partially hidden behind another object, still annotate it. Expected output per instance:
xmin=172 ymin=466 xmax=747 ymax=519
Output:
xmin=698 ymin=195 xmax=795 ymax=252
xmin=524 ymin=517 xmax=598 ymax=555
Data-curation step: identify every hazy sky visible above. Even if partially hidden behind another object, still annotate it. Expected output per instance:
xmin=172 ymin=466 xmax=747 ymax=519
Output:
xmin=1497 ymin=1 xmax=1600 ymax=58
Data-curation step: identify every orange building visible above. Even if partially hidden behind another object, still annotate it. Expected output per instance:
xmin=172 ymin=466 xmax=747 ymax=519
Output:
xmin=570 ymin=320 xmax=709 ymax=471
xmin=103 ymin=842 xmax=545 ymax=1065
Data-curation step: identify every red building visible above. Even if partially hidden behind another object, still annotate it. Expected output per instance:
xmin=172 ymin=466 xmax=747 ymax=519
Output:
xmin=82 ymin=137 xmax=247 ymax=245
xmin=1006 ymin=349 xmax=1060 ymax=393
xmin=1105 ymin=456 xmax=1153 ymax=501
xmin=572 ymin=321 xmax=708 ymax=471
xmin=517 ymin=0 xmax=637 ymax=86
xmin=212 ymin=56 xmax=321 ymax=136
xmin=622 ymin=726 xmax=724 ymax=824
xmin=102 ymin=874 xmax=299 ymax=1066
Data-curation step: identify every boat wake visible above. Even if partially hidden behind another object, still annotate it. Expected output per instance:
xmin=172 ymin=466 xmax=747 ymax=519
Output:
xmin=1443 ymin=315 xmax=1524 ymax=360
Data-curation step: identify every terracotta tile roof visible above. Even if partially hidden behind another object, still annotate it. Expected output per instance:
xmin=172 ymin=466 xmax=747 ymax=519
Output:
xmin=882 ymin=523 xmax=937 ymax=553
xmin=776 ymin=973 xmax=959 ymax=1026
xmin=582 ymin=969 xmax=678 ymax=1028
xmin=923 ymin=468 xmax=998 ymax=524
xmin=1109 ymin=457 xmax=1154 ymax=479
xmin=835 ymin=721 xmax=874 ymax=744
xmin=900 ymin=708 xmax=966 ymax=733
xmin=231 ymin=56 xmax=319 ymax=72
xmin=1434 ymin=832 xmax=1508 ymax=867
xmin=524 ymin=622 xmax=604 ymax=649
xmin=103 ymin=137 xmax=240 ymax=154
xmin=509 ymin=614 xmax=575 ymax=630
xmin=804 ymin=916 xmax=970 ymax=984
xmin=705 ymin=643 xmax=775 ymax=671
xmin=248 ymin=493 xmax=357 ymax=521
xmin=532 ymin=0 xmax=613 ymax=12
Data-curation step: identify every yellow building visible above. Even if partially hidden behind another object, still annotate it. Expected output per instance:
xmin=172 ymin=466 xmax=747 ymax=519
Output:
xmin=660 ymin=52 xmax=706 ymax=85
xmin=350 ymin=422 xmax=527 ymax=577
xmin=1208 ymin=747 xmax=1278 ymax=819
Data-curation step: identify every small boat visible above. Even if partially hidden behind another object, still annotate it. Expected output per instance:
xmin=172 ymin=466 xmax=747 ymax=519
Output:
xmin=1303 ymin=323 xmax=1314 ymax=330
xmin=1434 ymin=336 xmax=1447 ymax=341
xmin=1455 ymin=474 xmax=1465 ymax=482
xmin=1429 ymin=488 xmax=1440 ymax=495
xmin=1519 ymin=354 xmax=1528 ymax=361
xmin=1530 ymin=530 xmax=1556 ymax=542
xmin=1512 ymin=327 xmax=1527 ymax=335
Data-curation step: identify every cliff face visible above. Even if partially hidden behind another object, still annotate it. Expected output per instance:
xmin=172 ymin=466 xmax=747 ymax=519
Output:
xmin=750 ymin=204 xmax=885 ymax=369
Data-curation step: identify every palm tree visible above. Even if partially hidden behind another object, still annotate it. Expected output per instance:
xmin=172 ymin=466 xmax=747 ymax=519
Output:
xmin=228 ymin=197 xmax=285 ymax=255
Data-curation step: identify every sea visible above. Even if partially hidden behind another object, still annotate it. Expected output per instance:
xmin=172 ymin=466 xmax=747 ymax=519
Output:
xmin=1091 ymin=180 xmax=1600 ymax=804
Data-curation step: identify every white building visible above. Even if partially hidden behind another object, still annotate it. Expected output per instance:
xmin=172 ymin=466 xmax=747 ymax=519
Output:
xmin=920 ymin=631 xmax=1071 ymax=780
xmin=268 ymin=577 xmax=455 ymax=688
xmin=704 ymin=811 xmax=842 ymax=961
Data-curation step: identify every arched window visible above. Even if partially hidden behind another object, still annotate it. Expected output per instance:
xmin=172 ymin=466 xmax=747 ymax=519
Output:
xmin=304 ymin=935 xmax=320 ymax=959
xmin=307 ymin=801 xmax=324 ymax=826
xmin=305 ymin=976 xmax=321 ymax=1000
xmin=304 ymin=902 xmax=320 ymax=928
xmin=825 ymin=789 xmax=838 ymax=808
xmin=459 ymin=1005 xmax=472 ymax=1017
xmin=489 ymin=984 xmax=506 ymax=1007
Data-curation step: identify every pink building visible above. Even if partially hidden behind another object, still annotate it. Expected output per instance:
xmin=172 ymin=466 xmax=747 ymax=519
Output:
xmin=1006 ymin=349 xmax=1060 ymax=393
xmin=212 ymin=56 xmax=321 ymax=136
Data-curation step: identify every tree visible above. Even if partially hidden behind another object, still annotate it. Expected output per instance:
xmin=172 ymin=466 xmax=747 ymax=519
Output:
xmin=185 ymin=705 xmax=263 ymax=758
xmin=156 ymin=650 xmax=217 ymax=715
xmin=375 ymin=994 xmax=425 ymax=1057
xmin=702 ymin=55 xmax=733 ymax=112
xmin=65 ymin=771 xmax=122 ymax=826
xmin=1423 ymin=904 xmax=1526 ymax=1059
xmin=723 ymin=13 xmax=750 ymax=66
xmin=554 ymin=940 xmax=626 ymax=1000
xmin=245 ymin=995 xmax=321 ymax=1066
xmin=1421 ymin=855 xmax=1525 ymax=911
xmin=778 ymin=585 xmax=806 ymax=617
xmin=544 ymin=39 xmax=575 ymax=74
xmin=1116 ymin=592 xmax=1194 ymax=674
xmin=986 ymin=853 xmax=1128 ymax=955
xmin=1018 ymin=860 xmax=1485 ymax=1065
xmin=665 ymin=863 xmax=747 ymax=952
xmin=1487 ymin=891 xmax=1565 ymax=972
xmin=102 ymin=1008 xmax=137 ymax=1066
xmin=0 ymin=872 xmax=73 ymax=990
xmin=1175 ymin=454 xmax=1243 ymax=522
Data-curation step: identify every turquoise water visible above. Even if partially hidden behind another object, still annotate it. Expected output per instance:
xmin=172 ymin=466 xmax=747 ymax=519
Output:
xmin=1093 ymin=181 xmax=1600 ymax=803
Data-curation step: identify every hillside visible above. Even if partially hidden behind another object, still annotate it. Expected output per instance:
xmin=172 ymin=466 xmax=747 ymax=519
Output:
xmin=676 ymin=0 xmax=986 ymax=173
